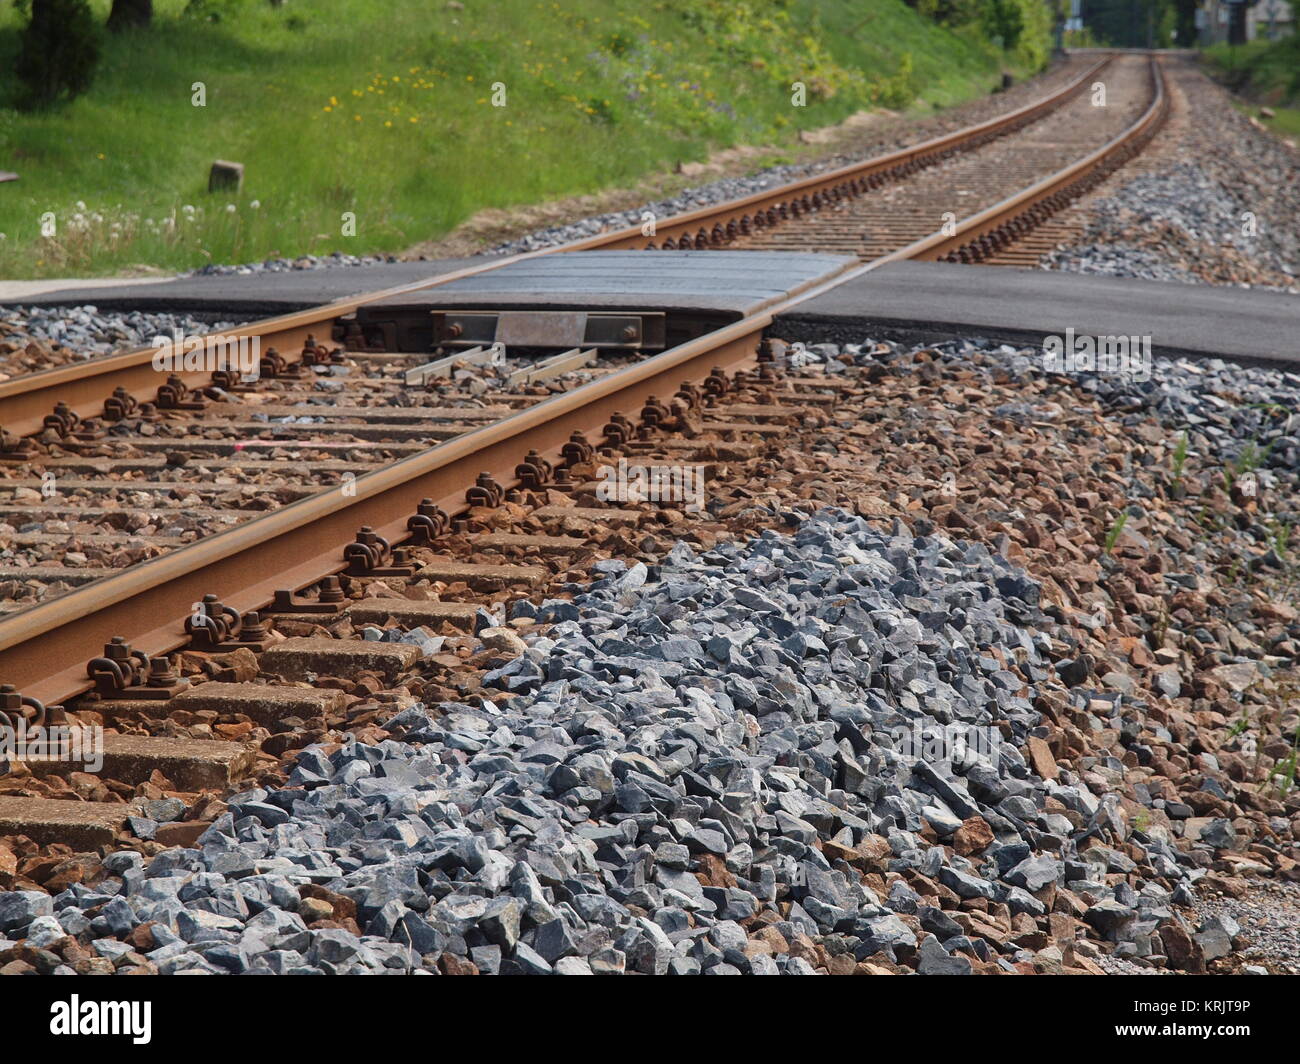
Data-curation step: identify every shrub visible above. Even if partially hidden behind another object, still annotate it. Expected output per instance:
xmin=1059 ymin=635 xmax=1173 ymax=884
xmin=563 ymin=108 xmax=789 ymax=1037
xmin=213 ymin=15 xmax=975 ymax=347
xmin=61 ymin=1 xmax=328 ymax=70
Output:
xmin=14 ymin=0 xmax=102 ymax=111
xmin=981 ymin=0 xmax=1025 ymax=50
xmin=107 ymin=0 xmax=153 ymax=32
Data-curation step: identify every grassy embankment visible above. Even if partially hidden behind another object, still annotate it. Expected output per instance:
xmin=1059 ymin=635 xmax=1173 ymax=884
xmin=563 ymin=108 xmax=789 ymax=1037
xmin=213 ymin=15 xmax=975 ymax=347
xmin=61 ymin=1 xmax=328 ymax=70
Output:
xmin=0 ymin=0 xmax=1049 ymax=278
xmin=1202 ymin=35 xmax=1300 ymax=139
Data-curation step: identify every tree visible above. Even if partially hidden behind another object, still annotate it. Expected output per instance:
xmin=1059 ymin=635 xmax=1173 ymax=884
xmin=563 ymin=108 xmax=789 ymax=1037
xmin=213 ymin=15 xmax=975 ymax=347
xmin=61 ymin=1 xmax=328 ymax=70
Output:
xmin=981 ymin=0 xmax=1027 ymax=48
xmin=15 ymin=0 xmax=102 ymax=111
xmin=107 ymin=0 xmax=153 ymax=31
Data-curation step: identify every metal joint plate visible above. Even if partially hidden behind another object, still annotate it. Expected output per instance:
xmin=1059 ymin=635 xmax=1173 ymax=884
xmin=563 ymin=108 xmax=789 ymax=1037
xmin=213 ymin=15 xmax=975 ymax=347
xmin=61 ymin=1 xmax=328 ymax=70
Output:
xmin=431 ymin=309 xmax=665 ymax=350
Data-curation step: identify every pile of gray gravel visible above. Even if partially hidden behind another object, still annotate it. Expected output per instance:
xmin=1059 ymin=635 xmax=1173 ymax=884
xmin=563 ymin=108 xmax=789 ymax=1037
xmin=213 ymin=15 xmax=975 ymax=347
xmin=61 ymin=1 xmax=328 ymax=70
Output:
xmin=1 ymin=305 xmax=245 ymax=359
xmin=1194 ymin=880 xmax=1300 ymax=975
xmin=974 ymin=340 xmax=1300 ymax=495
xmin=1042 ymin=62 xmax=1300 ymax=292
xmin=850 ymin=336 xmax=1300 ymax=576
xmin=3 ymin=333 xmax=1294 ymax=976
xmin=2 ymin=507 xmax=1204 ymax=974
xmin=1043 ymin=244 xmax=1204 ymax=285
xmin=1042 ymin=162 xmax=1299 ymax=291
xmin=189 ymin=251 xmax=400 ymax=277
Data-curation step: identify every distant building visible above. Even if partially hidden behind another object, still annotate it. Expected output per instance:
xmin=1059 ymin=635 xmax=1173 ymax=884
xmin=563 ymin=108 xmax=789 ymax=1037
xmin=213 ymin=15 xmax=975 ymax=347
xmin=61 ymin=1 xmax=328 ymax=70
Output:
xmin=1198 ymin=0 xmax=1295 ymax=44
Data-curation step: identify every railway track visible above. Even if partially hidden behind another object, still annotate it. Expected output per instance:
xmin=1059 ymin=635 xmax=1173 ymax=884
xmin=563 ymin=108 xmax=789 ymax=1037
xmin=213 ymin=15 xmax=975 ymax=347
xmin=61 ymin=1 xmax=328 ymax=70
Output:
xmin=0 ymin=346 xmax=639 ymax=616
xmin=0 ymin=52 xmax=1172 ymax=851
xmin=732 ymin=55 xmax=1152 ymax=259
xmin=0 ymin=54 xmax=1122 ymax=439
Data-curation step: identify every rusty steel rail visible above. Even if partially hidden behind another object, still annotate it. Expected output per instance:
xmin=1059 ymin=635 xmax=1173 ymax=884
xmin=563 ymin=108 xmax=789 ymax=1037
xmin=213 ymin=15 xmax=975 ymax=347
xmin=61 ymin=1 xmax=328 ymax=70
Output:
xmin=559 ymin=58 xmax=1112 ymax=252
xmin=0 ymin=54 xmax=1171 ymax=708
xmin=0 ymin=57 xmax=1108 ymax=441
xmin=1 ymin=243 xmax=868 ymax=704
xmin=906 ymin=55 xmax=1168 ymax=264
xmin=0 ymin=326 xmax=767 ymax=706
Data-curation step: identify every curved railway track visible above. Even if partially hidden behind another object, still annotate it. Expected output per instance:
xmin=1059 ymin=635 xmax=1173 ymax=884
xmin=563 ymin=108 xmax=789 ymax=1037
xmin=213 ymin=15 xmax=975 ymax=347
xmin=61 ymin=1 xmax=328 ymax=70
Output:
xmin=0 ymin=52 xmax=1172 ymax=846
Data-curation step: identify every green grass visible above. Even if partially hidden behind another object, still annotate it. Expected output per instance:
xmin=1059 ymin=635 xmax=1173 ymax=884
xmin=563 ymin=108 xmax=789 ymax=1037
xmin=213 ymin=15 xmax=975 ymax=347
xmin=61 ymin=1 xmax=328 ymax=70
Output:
xmin=1103 ymin=511 xmax=1129 ymax=554
xmin=1202 ymin=34 xmax=1300 ymax=106
xmin=1201 ymin=36 xmax=1300 ymax=139
xmin=0 ymin=0 xmax=1044 ymax=278
xmin=1170 ymin=429 xmax=1189 ymax=484
xmin=1231 ymin=99 xmax=1300 ymax=138
xmin=1266 ymin=105 xmax=1300 ymax=137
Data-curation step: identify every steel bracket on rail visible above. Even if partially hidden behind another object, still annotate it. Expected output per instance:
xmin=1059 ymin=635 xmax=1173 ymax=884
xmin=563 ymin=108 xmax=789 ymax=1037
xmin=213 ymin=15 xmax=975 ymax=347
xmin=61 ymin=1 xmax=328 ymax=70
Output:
xmin=601 ymin=412 xmax=636 ymax=448
xmin=639 ymin=395 xmax=672 ymax=429
xmin=406 ymin=498 xmax=451 ymax=545
xmin=267 ymin=575 xmax=349 ymax=615
xmin=344 ymin=527 xmax=415 ymax=577
xmin=674 ymin=381 xmax=704 ymax=411
xmin=258 ymin=346 xmax=303 ymax=381
xmin=184 ymin=594 xmax=275 ymax=652
xmin=86 ymin=637 xmax=188 ymax=701
xmin=43 ymin=402 xmax=104 ymax=442
xmin=0 ymin=684 xmax=63 ymax=730
xmin=0 ymin=426 xmax=41 ymax=462
xmin=103 ymin=386 xmax=159 ymax=423
xmin=466 ymin=473 xmax=506 ymax=509
xmin=209 ymin=369 xmax=259 ymax=394
xmin=156 ymin=374 xmax=207 ymax=411
xmin=560 ymin=431 xmax=595 ymax=468
xmin=300 ymin=334 xmax=345 ymax=367
xmin=0 ymin=685 xmax=67 ymax=776
xmin=515 ymin=450 xmax=554 ymax=491
xmin=702 ymin=367 xmax=732 ymax=398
